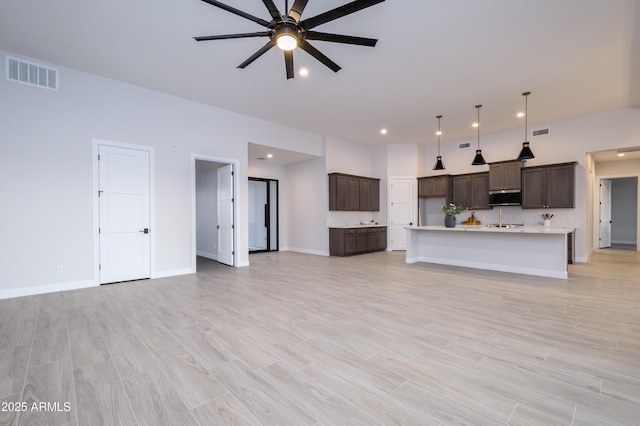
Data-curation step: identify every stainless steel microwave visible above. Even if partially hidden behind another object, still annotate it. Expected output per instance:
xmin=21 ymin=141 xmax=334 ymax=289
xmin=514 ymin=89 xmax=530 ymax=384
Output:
xmin=488 ymin=189 xmax=522 ymax=206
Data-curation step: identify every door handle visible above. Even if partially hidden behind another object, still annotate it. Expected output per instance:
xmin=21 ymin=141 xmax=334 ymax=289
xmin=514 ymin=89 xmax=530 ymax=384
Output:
xmin=140 ymin=228 xmax=149 ymax=234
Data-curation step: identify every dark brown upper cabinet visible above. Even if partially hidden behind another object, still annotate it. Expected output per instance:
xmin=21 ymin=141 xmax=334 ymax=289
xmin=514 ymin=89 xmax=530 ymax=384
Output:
xmin=489 ymin=160 xmax=523 ymax=191
xmin=521 ymin=162 xmax=576 ymax=209
xmin=452 ymin=172 xmax=490 ymax=210
xmin=418 ymin=175 xmax=452 ymax=204
xmin=328 ymin=173 xmax=380 ymax=211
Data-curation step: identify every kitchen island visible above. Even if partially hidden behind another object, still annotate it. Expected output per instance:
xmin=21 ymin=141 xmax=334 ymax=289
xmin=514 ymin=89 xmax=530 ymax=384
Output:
xmin=405 ymin=225 xmax=575 ymax=279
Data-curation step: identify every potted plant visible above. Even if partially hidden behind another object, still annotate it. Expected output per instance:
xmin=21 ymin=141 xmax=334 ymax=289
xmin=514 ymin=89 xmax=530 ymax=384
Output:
xmin=441 ymin=203 xmax=466 ymax=228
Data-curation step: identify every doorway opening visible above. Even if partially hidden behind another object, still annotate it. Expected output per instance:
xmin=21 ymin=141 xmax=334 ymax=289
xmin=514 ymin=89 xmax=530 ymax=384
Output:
xmin=599 ymin=177 xmax=638 ymax=250
xmin=194 ymin=156 xmax=237 ymax=268
xmin=249 ymin=177 xmax=279 ymax=253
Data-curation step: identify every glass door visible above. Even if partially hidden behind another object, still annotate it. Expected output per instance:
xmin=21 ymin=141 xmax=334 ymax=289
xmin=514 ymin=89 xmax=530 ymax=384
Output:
xmin=248 ymin=178 xmax=279 ymax=253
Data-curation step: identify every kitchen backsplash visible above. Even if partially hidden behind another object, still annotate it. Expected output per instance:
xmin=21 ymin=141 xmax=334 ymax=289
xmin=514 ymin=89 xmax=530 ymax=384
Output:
xmin=328 ymin=211 xmax=382 ymax=227
xmin=420 ymin=198 xmax=577 ymax=228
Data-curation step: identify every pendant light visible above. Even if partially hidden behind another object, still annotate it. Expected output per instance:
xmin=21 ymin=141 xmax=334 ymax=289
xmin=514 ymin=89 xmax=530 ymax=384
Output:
xmin=433 ymin=114 xmax=445 ymax=170
xmin=517 ymin=91 xmax=535 ymax=160
xmin=471 ymin=104 xmax=486 ymax=165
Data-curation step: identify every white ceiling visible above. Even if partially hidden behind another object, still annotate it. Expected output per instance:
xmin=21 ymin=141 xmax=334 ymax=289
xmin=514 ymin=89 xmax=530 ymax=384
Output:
xmin=1 ymin=0 xmax=639 ymax=149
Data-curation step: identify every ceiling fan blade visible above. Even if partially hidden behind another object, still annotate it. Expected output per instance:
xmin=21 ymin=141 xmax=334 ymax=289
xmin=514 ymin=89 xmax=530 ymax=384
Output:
xmin=262 ymin=0 xmax=283 ymax=21
xmin=301 ymin=0 xmax=385 ymax=30
xmin=194 ymin=32 xmax=270 ymax=42
xmin=238 ymin=41 xmax=276 ymax=69
xmin=305 ymin=31 xmax=378 ymax=47
xmin=284 ymin=50 xmax=294 ymax=79
xmin=200 ymin=0 xmax=271 ymax=27
xmin=298 ymin=40 xmax=341 ymax=73
xmin=288 ymin=0 xmax=309 ymax=23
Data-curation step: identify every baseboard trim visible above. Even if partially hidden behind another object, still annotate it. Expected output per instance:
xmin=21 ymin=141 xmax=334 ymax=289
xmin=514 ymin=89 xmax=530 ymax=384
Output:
xmin=153 ymin=268 xmax=195 ymax=279
xmin=281 ymin=247 xmax=330 ymax=256
xmin=0 ymin=279 xmax=97 ymax=300
xmin=196 ymin=251 xmax=218 ymax=260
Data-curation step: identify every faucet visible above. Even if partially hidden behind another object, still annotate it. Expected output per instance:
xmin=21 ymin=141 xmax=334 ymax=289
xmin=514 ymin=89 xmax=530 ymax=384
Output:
xmin=499 ymin=208 xmax=503 ymax=227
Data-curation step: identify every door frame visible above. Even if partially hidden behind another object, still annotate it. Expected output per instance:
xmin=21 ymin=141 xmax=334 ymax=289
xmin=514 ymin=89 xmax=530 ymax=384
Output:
xmin=248 ymin=177 xmax=279 ymax=253
xmin=92 ymin=139 xmax=156 ymax=284
xmin=192 ymin=154 xmax=240 ymax=268
xmin=593 ymin=174 xmax=640 ymax=252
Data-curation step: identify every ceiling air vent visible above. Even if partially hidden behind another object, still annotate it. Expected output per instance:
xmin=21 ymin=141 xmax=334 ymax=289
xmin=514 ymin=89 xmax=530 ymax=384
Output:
xmin=532 ymin=128 xmax=550 ymax=137
xmin=6 ymin=56 xmax=58 ymax=90
xmin=458 ymin=142 xmax=471 ymax=149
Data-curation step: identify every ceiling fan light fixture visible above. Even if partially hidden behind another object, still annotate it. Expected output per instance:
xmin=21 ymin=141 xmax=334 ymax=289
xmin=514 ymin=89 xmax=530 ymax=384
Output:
xmin=275 ymin=25 xmax=299 ymax=51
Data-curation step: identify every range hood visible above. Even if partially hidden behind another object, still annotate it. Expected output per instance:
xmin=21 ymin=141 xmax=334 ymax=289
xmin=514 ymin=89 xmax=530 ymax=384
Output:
xmin=489 ymin=189 xmax=521 ymax=206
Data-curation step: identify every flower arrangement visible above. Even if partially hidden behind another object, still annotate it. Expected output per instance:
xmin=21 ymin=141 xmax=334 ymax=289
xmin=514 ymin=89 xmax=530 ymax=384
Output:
xmin=441 ymin=203 xmax=466 ymax=216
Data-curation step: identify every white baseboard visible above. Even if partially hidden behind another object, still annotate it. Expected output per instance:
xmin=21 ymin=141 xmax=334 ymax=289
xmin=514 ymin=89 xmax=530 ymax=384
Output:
xmin=0 ymin=279 xmax=97 ymax=300
xmin=153 ymin=267 xmax=195 ymax=279
xmin=196 ymin=251 xmax=217 ymax=260
xmin=281 ymin=247 xmax=330 ymax=256
xmin=611 ymin=239 xmax=637 ymax=245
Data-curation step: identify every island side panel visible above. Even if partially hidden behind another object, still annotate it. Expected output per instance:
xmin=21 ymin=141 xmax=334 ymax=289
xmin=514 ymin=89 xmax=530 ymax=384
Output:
xmin=405 ymin=227 xmax=569 ymax=279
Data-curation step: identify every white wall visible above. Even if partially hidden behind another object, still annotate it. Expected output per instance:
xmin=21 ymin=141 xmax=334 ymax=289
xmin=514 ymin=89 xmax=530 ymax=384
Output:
xmin=420 ymin=107 xmax=640 ymax=261
xmin=0 ymin=50 xmax=324 ymax=298
xmin=286 ymin=157 xmax=328 ymax=255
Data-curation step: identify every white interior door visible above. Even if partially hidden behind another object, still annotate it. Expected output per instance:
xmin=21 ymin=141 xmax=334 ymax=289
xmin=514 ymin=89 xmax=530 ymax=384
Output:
xmin=389 ymin=178 xmax=415 ymax=250
xmin=600 ymin=179 xmax=612 ymax=248
xmin=99 ymin=145 xmax=150 ymax=283
xmin=217 ymin=164 xmax=235 ymax=266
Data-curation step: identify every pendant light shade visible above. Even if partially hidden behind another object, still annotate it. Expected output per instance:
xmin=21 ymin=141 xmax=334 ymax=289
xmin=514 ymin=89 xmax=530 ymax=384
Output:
xmin=433 ymin=114 xmax=446 ymax=170
xmin=517 ymin=91 xmax=535 ymax=160
xmin=471 ymin=104 xmax=486 ymax=165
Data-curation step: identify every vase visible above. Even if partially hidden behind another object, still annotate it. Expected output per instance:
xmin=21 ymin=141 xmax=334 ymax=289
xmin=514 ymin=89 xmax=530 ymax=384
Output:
xmin=444 ymin=214 xmax=456 ymax=228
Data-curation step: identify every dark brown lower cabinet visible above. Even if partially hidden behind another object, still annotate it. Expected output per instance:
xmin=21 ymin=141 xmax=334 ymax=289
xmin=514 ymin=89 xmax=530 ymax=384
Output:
xmin=329 ymin=226 xmax=387 ymax=256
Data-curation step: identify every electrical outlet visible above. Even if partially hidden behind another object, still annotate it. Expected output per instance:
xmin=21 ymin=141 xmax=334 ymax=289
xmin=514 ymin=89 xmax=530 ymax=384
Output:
xmin=56 ymin=265 xmax=64 ymax=274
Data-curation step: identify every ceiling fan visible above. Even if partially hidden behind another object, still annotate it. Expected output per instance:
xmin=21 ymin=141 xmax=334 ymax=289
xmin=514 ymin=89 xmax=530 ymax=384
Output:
xmin=194 ymin=0 xmax=385 ymax=79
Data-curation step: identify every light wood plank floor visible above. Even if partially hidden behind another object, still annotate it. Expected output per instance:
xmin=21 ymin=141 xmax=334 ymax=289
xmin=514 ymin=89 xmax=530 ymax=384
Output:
xmin=1 ymin=249 xmax=639 ymax=425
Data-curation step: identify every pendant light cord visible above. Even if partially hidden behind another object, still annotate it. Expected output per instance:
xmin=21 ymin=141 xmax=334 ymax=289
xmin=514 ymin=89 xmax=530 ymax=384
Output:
xmin=476 ymin=105 xmax=482 ymax=149
xmin=524 ymin=91 xmax=530 ymax=141
xmin=436 ymin=115 xmax=442 ymax=156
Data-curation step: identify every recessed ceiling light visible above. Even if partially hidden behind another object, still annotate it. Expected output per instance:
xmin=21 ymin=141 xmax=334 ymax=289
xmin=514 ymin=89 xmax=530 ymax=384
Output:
xmin=267 ymin=154 xmax=273 ymax=158
xmin=299 ymin=68 xmax=309 ymax=76
xmin=472 ymin=122 xmax=479 ymax=128
xmin=517 ymin=112 xmax=525 ymax=118
xmin=380 ymin=128 xmax=388 ymax=135
xmin=436 ymin=131 xmax=442 ymax=136
xmin=618 ymin=152 xmax=625 ymax=157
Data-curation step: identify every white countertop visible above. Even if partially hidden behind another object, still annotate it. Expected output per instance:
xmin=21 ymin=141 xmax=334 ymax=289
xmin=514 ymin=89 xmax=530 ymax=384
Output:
xmin=406 ymin=225 xmax=575 ymax=235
